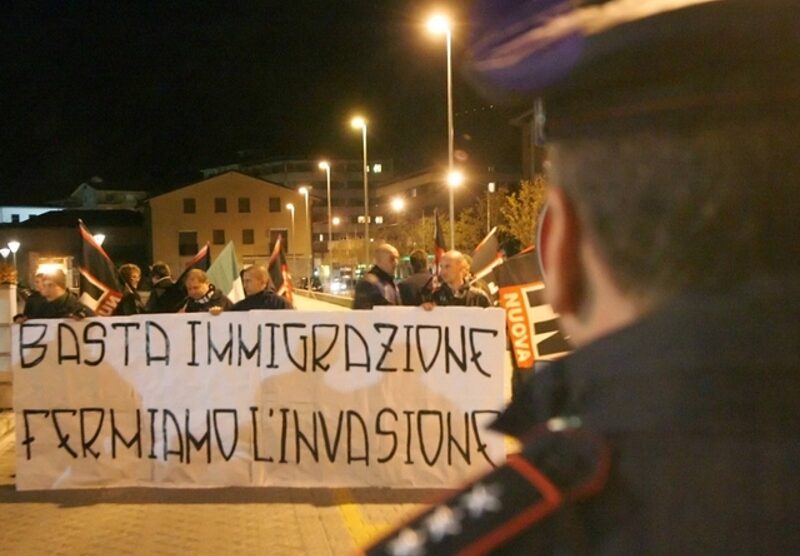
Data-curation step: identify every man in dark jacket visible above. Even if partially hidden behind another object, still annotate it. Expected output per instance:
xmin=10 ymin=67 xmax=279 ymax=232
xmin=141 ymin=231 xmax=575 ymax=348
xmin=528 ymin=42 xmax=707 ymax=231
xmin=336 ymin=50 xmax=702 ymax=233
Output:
xmin=232 ymin=265 xmax=293 ymax=311
xmin=183 ymin=269 xmax=232 ymax=314
xmin=426 ymin=250 xmax=491 ymax=308
xmin=398 ymin=249 xmax=432 ymax=306
xmin=352 ymin=243 xmax=400 ymax=309
xmin=14 ymin=269 xmax=94 ymax=322
xmin=145 ymin=261 xmax=174 ymax=313
xmin=367 ymin=2 xmax=800 ymax=554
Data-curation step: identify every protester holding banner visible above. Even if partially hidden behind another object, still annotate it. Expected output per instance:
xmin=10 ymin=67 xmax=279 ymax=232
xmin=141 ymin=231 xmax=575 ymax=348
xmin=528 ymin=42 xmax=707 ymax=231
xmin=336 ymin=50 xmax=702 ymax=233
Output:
xmin=14 ymin=269 xmax=94 ymax=322
xmin=231 ymin=265 xmax=293 ymax=311
xmin=18 ymin=272 xmax=47 ymax=317
xmin=398 ymin=249 xmax=433 ymax=306
xmin=352 ymin=243 xmax=401 ymax=309
xmin=182 ymin=269 xmax=232 ymax=313
xmin=113 ymin=263 xmax=145 ymax=316
xmin=368 ymin=1 xmax=800 ymax=554
xmin=424 ymin=250 xmax=491 ymax=308
xmin=145 ymin=261 xmax=174 ymax=313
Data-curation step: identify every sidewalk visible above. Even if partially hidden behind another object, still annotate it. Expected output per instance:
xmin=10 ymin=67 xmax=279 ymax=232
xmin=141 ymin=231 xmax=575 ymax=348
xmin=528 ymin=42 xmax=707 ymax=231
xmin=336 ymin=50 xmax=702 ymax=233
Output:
xmin=0 ymin=411 xmax=444 ymax=555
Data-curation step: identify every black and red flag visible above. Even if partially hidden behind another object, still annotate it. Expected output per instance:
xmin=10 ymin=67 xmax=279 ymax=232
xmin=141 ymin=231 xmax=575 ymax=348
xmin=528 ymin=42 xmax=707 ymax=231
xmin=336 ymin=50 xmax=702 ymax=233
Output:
xmin=433 ymin=207 xmax=446 ymax=271
xmin=486 ymin=246 xmax=570 ymax=372
xmin=152 ymin=242 xmax=211 ymax=313
xmin=470 ymin=226 xmax=504 ymax=282
xmin=78 ymin=220 xmax=123 ymax=316
xmin=268 ymin=235 xmax=293 ymax=304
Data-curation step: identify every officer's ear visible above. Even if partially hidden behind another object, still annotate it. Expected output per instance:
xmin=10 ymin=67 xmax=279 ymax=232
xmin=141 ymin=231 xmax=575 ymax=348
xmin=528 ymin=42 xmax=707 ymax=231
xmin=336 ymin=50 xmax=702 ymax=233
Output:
xmin=542 ymin=186 xmax=584 ymax=320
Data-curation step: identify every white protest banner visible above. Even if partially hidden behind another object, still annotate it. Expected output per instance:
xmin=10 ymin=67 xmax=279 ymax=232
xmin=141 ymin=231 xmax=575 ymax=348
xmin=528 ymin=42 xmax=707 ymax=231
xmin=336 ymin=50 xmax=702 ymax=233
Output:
xmin=13 ymin=308 xmax=506 ymax=490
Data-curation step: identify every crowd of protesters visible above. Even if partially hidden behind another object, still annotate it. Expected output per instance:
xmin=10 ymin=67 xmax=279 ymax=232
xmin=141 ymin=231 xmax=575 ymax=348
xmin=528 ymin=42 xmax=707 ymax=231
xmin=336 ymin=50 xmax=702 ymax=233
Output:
xmin=13 ymin=242 xmax=489 ymax=322
xmin=353 ymin=242 xmax=491 ymax=310
xmin=12 ymin=260 xmax=295 ymax=323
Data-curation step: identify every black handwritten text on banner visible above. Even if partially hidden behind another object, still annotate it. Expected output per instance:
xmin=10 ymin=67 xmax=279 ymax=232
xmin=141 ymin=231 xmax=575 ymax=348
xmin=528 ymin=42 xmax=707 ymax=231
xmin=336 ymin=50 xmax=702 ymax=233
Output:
xmin=12 ymin=309 xmax=506 ymax=490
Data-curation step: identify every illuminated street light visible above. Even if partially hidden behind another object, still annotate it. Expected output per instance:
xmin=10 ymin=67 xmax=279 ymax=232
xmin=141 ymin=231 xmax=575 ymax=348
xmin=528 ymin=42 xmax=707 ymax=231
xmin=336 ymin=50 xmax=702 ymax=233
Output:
xmin=426 ymin=13 xmax=456 ymax=247
xmin=286 ymin=203 xmax=295 ymax=253
xmin=390 ymin=196 xmax=405 ymax=213
xmin=426 ymin=14 xmax=450 ymax=34
xmin=0 ymin=248 xmax=9 ymax=259
xmin=7 ymin=240 xmax=20 ymax=270
xmin=332 ymin=216 xmax=341 ymax=226
xmin=350 ymin=116 xmax=370 ymax=264
xmin=92 ymin=233 xmax=106 ymax=246
xmin=447 ymin=170 xmax=464 ymax=188
xmin=318 ymin=161 xmax=333 ymax=249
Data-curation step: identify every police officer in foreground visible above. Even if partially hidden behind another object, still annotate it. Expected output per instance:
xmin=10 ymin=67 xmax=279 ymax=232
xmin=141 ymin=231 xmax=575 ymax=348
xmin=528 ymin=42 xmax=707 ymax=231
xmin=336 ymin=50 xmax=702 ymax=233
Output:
xmin=366 ymin=1 xmax=800 ymax=554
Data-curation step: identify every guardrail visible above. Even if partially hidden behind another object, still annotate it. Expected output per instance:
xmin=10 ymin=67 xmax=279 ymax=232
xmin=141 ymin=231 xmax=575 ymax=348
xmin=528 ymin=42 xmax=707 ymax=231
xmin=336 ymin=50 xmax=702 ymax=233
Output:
xmin=294 ymin=289 xmax=354 ymax=309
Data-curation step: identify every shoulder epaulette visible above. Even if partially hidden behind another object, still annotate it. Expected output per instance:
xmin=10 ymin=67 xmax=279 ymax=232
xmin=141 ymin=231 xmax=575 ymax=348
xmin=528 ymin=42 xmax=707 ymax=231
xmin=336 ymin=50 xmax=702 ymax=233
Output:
xmin=362 ymin=422 xmax=610 ymax=556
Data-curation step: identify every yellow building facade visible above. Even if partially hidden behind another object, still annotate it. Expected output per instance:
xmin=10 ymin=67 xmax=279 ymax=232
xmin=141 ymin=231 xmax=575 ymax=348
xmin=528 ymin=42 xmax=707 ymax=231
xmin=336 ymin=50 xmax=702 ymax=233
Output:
xmin=148 ymin=172 xmax=310 ymax=277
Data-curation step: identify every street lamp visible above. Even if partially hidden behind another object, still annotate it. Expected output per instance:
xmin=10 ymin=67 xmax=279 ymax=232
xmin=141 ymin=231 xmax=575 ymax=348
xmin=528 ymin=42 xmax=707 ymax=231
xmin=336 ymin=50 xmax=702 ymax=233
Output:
xmin=7 ymin=240 xmax=20 ymax=270
xmin=318 ymin=161 xmax=333 ymax=250
xmin=92 ymin=233 xmax=106 ymax=246
xmin=351 ymin=116 xmax=369 ymax=264
xmin=0 ymin=248 xmax=9 ymax=260
xmin=390 ymin=196 xmax=405 ymax=213
xmin=286 ymin=203 xmax=295 ymax=253
xmin=298 ymin=186 xmax=312 ymax=279
xmin=332 ymin=216 xmax=341 ymax=226
xmin=427 ymin=13 xmax=456 ymax=248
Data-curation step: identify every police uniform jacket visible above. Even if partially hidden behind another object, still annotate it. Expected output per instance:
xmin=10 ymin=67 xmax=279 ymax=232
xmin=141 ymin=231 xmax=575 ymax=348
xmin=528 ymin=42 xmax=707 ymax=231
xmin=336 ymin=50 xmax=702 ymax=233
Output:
xmin=368 ymin=275 xmax=800 ymax=555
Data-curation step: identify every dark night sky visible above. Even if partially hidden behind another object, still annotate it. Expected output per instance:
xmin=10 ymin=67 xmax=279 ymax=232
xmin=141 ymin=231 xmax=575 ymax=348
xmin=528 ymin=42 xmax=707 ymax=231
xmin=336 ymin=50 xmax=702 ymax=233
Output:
xmin=0 ymin=1 xmax=520 ymax=205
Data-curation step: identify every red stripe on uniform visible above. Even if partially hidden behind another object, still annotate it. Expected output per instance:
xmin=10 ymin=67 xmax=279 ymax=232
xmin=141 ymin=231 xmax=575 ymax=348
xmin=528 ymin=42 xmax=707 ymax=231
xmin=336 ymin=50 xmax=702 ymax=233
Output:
xmin=457 ymin=455 xmax=563 ymax=556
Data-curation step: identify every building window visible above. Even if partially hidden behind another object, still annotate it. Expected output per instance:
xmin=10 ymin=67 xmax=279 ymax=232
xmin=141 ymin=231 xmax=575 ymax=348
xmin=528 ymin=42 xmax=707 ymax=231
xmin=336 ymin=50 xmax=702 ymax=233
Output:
xmin=183 ymin=198 xmax=196 ymax=213
xmin=269 ymin=229 xmax=289 ymax=254
xmin=373 ymin=164 xmax=382 ymax=173
xmin=242 ymin=229 xmax=254 ymax=244
xmin=178 ymin=231 xmax=198 ymax=256
xmin=269 ymin=197 xmax=281 ymax=213
xmin=238 ymin=197 xmax=250 ymax=213
xmin=212 ymin=229 xmax=225 ymax=245
xmin=214 ymin=198 xmax=227 ymax=213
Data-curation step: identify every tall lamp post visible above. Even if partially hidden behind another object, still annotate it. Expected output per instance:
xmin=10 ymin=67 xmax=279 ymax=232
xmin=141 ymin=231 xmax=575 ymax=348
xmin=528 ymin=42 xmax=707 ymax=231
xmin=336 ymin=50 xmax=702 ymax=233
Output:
xmin=286 ymin=203 xmax=295 ymax=254
xmin=427 ymin=13 xmax=456 ymax=248
xmin=298 ymin=186 xmax=312 ymax=280
xmin=487 ymin=182 xmax=496 ymax=234
xmin=318 ymin=161 xmax=333 ymax=252
xmin=350 ymin=116 xmax=369 ymax=264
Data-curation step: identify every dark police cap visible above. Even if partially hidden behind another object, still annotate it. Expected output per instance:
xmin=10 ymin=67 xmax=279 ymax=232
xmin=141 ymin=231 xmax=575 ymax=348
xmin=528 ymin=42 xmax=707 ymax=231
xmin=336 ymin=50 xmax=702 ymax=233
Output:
xmin=468 ymin=0 xmax=800 ymax=137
